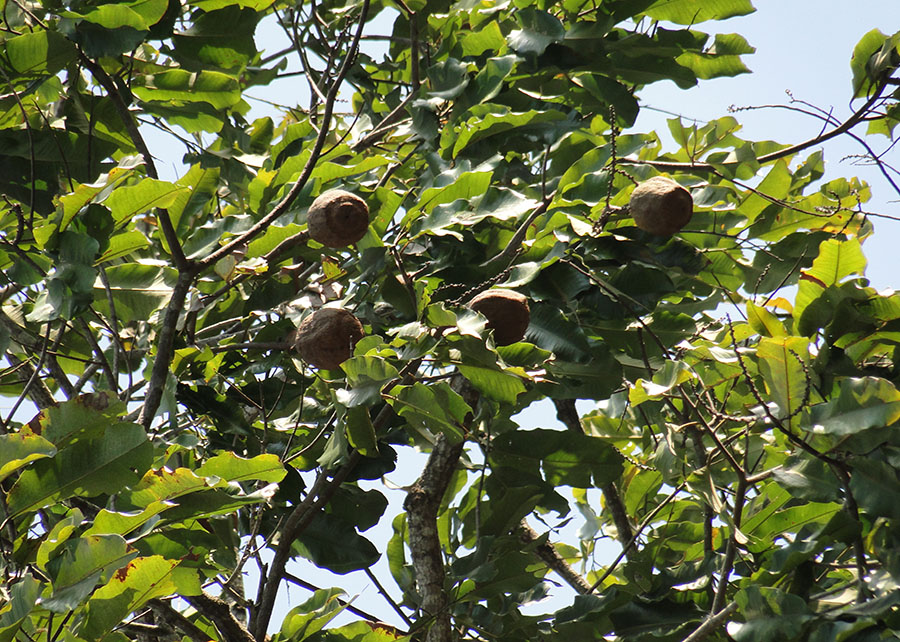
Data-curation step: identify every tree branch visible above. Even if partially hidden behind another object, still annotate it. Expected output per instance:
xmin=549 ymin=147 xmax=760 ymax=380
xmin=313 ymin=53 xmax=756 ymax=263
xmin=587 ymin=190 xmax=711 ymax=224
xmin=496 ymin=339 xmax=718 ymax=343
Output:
xmin=251 ymin=454 xmax=361 ymax=640
xmin=552 ymin=399 xmax=634 ymax=552
xmin=404 ymin=434 xmax=464 ymax=642
xmin=517 ymin=521 xmax=592 ymax=594
xmin=681 ymin=601 xmax=738 ymax=642
xmin=138 ymin=271 xmax=193 ymax=428
xmin=198 ymin=0 xmax=372 ymax=272
xmin=78 ymin=56 xmax=190 ymax=272
xmin=186 ymin=592 xmax=255 ymax=642
xmin=621 ymin=77 xmax=892 ymax=173
xmin=148 ymin=599 xmax=211 ymax=642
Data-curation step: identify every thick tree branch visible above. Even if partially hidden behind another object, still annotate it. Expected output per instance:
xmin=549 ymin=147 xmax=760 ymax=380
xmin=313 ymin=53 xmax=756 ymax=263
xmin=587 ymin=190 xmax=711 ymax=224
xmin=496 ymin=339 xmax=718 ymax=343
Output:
xmin=251 ymin=454 xmax=360 ymax=640
xmin=148 ymin=599 xmax=211 ymax=642
xmin=186 ymin=593 xmax=255 ymax=642
xmin=404 ymin=434 xmax=464 ymax=642
xmin=138 ymin=272 xmax=193 ymax=428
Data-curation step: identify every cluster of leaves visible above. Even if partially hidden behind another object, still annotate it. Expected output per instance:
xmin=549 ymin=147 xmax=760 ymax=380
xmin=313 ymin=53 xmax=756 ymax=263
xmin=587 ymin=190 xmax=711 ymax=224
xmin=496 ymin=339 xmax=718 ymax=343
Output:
xmin=1 ymin=0 xmax=900 ymax=639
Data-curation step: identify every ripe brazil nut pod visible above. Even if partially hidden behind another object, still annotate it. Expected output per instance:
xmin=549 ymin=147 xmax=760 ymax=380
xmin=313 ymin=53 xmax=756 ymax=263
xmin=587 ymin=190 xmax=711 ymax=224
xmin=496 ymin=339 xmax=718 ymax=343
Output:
xmin=469 ymin=289 xmax=530 ymax=346
xmin=307 ymin=190 xmax=370 ymax=248
xmin=292 ymin=307 xmax=364 ymax=370
xmin=629 ymin=176 xmax=693 ymax=236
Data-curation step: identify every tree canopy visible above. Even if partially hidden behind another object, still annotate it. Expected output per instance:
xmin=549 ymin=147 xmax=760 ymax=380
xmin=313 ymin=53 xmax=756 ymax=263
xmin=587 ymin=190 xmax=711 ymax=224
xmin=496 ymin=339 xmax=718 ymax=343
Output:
xmin=1 ymin=0 xmax=900 ymax=640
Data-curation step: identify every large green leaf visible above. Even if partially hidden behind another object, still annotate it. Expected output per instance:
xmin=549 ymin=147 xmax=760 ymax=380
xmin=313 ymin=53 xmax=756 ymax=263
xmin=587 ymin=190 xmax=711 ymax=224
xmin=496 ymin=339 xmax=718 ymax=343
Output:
xmin=6 ymin=423 xmax=153 ymax=519
xmin=4 ymin=30 xmax=78 ymax=75
xmin=642 ymin=0 xmax=755 ymax=24
xmin=443 ymin=105 xmax=567 ymax=157
xmin=0 ymin=574 xmax=42 ymax=642
xmin=0 ymin=433 xmax=56 ymax=482
xmin=103 ymin=178 xmax=189 ymax=226
xmin=276 ymin=588 xmax=349 ymax=641
xmin=491 ymin=428 xmax=624 ymax=488
xmin=79 ymin=556 xmax=198 ymax=640
xmin=131 ymin=69 xmax=242 ymax=108
xmin=195 ymin=452 xmax=286 ymax=483
xmin=807 ymin=377 xmax=900 ymax=436
xmin=42 ymin=535 xmax=137 ymax=613
xmin=293 ymin=512 xmax=381 ymax=574
xmin=387 ymin=382 xmax=471 ymax=441
xmin=757 ymin=336 xmax=811 ymax=420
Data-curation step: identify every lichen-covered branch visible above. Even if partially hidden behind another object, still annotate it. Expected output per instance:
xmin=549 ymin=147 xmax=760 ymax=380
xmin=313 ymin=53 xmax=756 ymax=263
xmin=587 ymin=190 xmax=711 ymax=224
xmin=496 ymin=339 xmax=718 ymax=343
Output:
xmin=404 ymin=434 xmax=464 ymax=642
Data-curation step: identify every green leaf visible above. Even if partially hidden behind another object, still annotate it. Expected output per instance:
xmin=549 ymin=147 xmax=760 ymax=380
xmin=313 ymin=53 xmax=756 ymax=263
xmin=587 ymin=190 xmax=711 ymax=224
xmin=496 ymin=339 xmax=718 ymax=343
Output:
xmin=807 ymin=377 xmax=900 ymax=436
xmin=426 ymin=58 xmax=469 ymax=100
xmin=190 ymin=0 xmax=276 ymax=9
xmin=444 ymin=104 xmax=567 ymax=157
xmin=43 ymin=534 xmax=136 ymax=613
xmin=7 ymin=423 xmax=153 ymax=519
xmin=92 ymin=261 xmax=174 ymax=323
xmin=96 ymin=231 xmax=150 ymax=263
xmin=131 ymin=69 xmax=242 ymax=108
xmin=0 ymin=574 xmax=42 ymax=642
xmin=746 ymin=301 xmax=786 ymax=338
xmin=526 ymin=303 xmax=591 ymax=362
xmin=0 ymin=433 xmax=56 ymax=482
xmin=507 ymin=8 xmax=565 ymax=56
xmin=629 ymin=360 xmax=696 ymax=406
xmin=849 ymin=456 xmax=900 ymax=522
xmin=195 ymin=452 xmax=286 ymax=483
xmin=408 ymin=170 xmax=493 ymax=219
xmin=491 ymin=428 xmax=624 ymax=488
xmin=84 ymin=502 xmax=172 ymax=537
xmin=739 ymin=160 xmax=791 ymax=221
xmin=803 ymin=238 xmax=867 ymax=287
xmin=80 ymin=556 xmax=189 ymax=640
xmin=103 ymin=178 xmax=189 ymax=227
xmin=460 ymin=22 xmax=506 ymax=58
xmin=5 ymin=30 xmax=78 ymax=75
xmin=277 ymin=588 xmax=349 ymax=641
xmin=757 ymin=336 xmax=811 ymax=420
xmin=850 ymin=29 xmax=892 ymax=96
xmin=642 ymin=0 xmax=755 ymax=24
xmin=387 ymin=382 xmax=471 ymax=441
xmin=293 ymin=512 xmax=380 ymax=574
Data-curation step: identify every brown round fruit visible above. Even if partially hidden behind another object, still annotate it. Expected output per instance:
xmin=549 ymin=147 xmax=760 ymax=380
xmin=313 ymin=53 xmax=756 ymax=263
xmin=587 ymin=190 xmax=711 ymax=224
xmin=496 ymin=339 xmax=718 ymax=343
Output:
xmin=629 ymin=176 xmax=693 ymax=236
xmin=307 ymin=190 xmax=369 ymax=248
xmin=292 ymin=307 xmax=364 ymax=370
xmin=468 ymin=289 xmax=530 ymax=346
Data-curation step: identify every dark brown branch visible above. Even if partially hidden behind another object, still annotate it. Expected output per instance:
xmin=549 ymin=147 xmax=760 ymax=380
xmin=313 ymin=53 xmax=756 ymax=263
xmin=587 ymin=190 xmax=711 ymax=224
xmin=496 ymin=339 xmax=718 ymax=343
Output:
xmin=404 ymin=434 xmax=464 ymax=642
xmin=251 ymin=454 xmax=361 ymax=640
xmin=621 ymin=77 xmax=892 ymax=173
xmin=138 ymin=271 xmax=193 ymax=428
xmin=552 ymin=399 xmax=634 ymax=552
xmin=186 ymin=593 xmax=255 ymax=642
xmin=518 ymin=521 xmax=591 ymax=594
xmin=77 ymin=55 xmax=189 ymax=272
xmin=148 ymin=599 xmax=210 ymax=642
